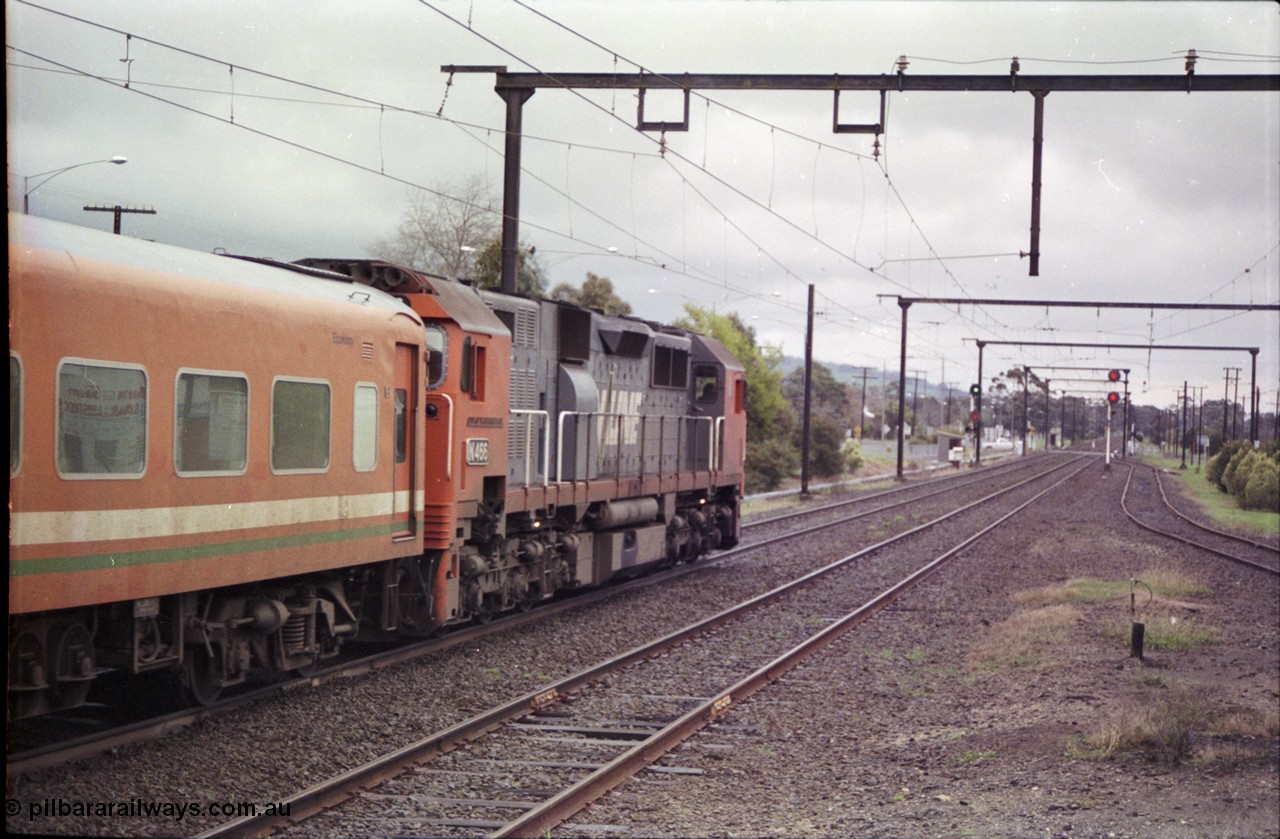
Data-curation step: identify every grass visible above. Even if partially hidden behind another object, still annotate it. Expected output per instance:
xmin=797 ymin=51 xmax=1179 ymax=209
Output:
xmin=1103 ymin=614 xmax=1219 ymax=652
xmin=976 ymin=565 xmax=1218 ymax=672
xmin=1137 ymin=450 xmax=1280 ymax=538
xmin=1013 ymin=565 xmax=1211 ymax=608
xmin=969 ymin=604 xmax=1084 ymax=670
xmin=1071 ymin=691 xmax=1279 ymax=767
xmin=951 ymin=749 xmax=997 ymax=766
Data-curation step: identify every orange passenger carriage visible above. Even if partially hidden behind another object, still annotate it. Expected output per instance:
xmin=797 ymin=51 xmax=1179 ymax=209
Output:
xmin=9 ymin=215 xmax=429 ymax=715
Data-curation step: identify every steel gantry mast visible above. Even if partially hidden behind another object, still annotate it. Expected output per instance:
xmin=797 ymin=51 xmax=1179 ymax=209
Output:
xmin=884 ymin=296 xmax=1277 ymax=477
xmin=441 ymin=66 xmax=1279 ymax=293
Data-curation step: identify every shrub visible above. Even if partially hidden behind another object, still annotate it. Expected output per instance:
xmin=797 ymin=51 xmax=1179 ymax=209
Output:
xmin=1221 ymin=447 xmax=1251 ymax=496
xmin=842 ymin=438 xmax=866 ymax=475
xmin=1228 ymin=450 xmax=1263 ymax=499
xmin=804 ymin=415 xmax=848 ymax=479
xmin=1242 ymin=458 xmax=1280 ymax=512
xmin=746 ymin=435 xmax=799 ymax=493
xmin=1206 ymin=441 xmax=1244 ymax=492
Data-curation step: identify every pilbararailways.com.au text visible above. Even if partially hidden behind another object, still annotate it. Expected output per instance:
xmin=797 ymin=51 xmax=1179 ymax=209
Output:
xmin=7 ymin=797 xmax=290 ymax=823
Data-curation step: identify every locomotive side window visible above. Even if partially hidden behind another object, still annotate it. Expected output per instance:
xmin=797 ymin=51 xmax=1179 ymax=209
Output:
xmin=471 ymin=344 xmax=487 ymax=401
xmin=353 ymin=382 xmax=379 ymax=472
xmin=176 ymin=371 xmax=249 ymax=476
xmin=652 ymin=345 xmax=689 ymax=389
xmin=425 ymin=324 xmax=447 ymax=390
xmin=271 ymin=378 xmax=331 ymax=472
xmin=57 ymin=360 xmax=148 ymax=477
xmin=459 ymin=336 xmax=472 ymax=394
xmin=393 ymin=388 xmax=408 ymax=463
xmin=10 ymin=354 xmax=21 ymax=477
xmin=694 ymin=365 xmax=720 ymax=404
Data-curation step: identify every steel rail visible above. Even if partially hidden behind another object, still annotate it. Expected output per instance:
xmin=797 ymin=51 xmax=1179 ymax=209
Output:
xmin=196 ymin=455 xmax=1086 ymax=838
xmin=1120 ymin=464 xmax=1280 ymax=576
xmin=1147 ymin=464 xmax=1280 ymax=555
xmin=6 ymin=453 xmax=1057 ymax=775
xmin=497 ymin=457 xmax=1093 ymax=837
xmin=746 ymin=450 xmax=1057 ymax=530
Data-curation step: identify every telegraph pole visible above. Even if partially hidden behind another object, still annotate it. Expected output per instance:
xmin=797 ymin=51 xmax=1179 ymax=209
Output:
xmin=800 ymin=284 xmax=814 ymax=496
xmin=1180 ymin=381 xmax=1189 ymax=469
xmin=1222 ymin=367 xmax=1238 ymax=446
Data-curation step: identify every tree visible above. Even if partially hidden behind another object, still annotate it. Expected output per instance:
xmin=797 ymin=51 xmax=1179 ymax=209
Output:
xmin=783 ymin=362 xmax=850 ymax=427
xmin=472 ymin=238 xmax=548 ymax=297
xmin=675 ymin=304 xmax=796 ymax=492
xmin=367 ymin=175 xmax=500 ymax=280
xmin=551 ymin=272 xmax=632 ymax=315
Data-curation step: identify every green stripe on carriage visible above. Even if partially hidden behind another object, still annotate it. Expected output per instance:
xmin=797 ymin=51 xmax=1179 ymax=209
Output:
xmin=9 ymin=522 xmax=405 ymax=576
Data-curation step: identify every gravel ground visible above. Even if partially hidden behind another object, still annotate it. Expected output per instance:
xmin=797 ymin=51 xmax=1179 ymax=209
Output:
xmin=6 ymin=456 xmax=1275 ymax=838
xmin=573 ymin=460 xmax=1280 ymax=838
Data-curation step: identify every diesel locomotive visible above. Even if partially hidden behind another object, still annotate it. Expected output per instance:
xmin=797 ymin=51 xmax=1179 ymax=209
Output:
xmin=8 ymin=213 xmax=746 ymax=718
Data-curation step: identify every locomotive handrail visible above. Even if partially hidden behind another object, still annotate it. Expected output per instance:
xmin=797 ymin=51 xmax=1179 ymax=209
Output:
xmin=509 ymin=409 xmax=550 ymax=487
xmin=714 ymin=416 xmax=725 ymax=472
xmin=438 ymin=393 xmax=454 ymax=480
xmin=555 ymin=411 xmax=717 ymax=484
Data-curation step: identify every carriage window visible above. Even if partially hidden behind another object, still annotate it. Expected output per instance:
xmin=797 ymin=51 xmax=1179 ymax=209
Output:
xmin=10 ymin=354 xmax=22 ymax=476
xmin=425 ymin=324 xmax=447 ymax=390
xmin=176 ymin=372 xmax=248 ymax=475
xmin=694 ymin=365 xmax=719 ymax=404
xmin=272 ymin=378 xmax=330 ymax=472
xmin=57 ymin=360 xmax=147 ymax=477
xmin=353 ymin=383 xmax=378 ymax=472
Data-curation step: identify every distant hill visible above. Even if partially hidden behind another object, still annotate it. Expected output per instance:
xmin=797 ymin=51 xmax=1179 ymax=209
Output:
xmin=780 ymin=356 xmax=960 ymax=401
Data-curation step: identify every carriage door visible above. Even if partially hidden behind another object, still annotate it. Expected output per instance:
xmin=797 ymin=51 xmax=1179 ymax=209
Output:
xmin=393 ymin=343 xmax=418 ymax=538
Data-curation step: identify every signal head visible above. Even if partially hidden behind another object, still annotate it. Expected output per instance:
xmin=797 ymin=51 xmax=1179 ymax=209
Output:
xmin=1107 ymin=391 xmax=1120 ymax=404
xmin=969 ymin=383 xmax=981 ymax=396
xmin=1107 ymin=369 xmax=1121 ymax=382
xmin=969 ymin=410 xmax=981 ymax=423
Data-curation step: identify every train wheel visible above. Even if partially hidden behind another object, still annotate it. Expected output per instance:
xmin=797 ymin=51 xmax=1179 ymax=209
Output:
xmin=47 ymin=622 xmax=95 ymax=710
xmin=179 ymin=646 xmax=223 ymax=706
xmin=8 ymin=629 xmax=48 ymax=719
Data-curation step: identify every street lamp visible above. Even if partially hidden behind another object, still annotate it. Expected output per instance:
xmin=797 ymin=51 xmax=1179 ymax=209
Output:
xmin=23 ymin=156 xmax=128 ymax=215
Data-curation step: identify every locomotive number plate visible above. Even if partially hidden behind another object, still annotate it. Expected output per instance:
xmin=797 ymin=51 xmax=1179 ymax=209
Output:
xmin=465 ymin=438 xmax=490 ymax=465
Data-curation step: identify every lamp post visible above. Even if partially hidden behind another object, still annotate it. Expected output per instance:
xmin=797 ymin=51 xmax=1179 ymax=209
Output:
xmin=22 ymin=156 xmax=127 ymax=215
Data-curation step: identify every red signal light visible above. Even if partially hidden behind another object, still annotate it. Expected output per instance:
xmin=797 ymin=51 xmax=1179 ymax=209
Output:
xmin=969 ymin=410 xmax=981 ymax=422
xmin=1107 ymin=369 xmax=1121 ymax=382
xmin=1107 ymin=392 xmax=1120 ymax=404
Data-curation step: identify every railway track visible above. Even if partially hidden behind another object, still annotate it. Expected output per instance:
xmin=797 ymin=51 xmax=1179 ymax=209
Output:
xmin=6 ymin=455 xmax=1065 ymax=774
xmin=742 ymin=451 xmax=1061 ymax=536
xmin=1120 ymin=462 xmax=1280 ymax=575
xmin=196 ymin=455 xmax=1090 ymax=837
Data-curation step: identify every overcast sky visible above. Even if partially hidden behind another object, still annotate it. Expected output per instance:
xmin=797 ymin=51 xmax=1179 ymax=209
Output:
xmin=8 ymin=0 xmax=1279 ymax=412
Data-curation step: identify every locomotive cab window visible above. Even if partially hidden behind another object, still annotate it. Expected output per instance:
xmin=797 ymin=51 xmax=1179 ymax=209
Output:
xmin=271 ymin=378 xmax=331 ymax=472
xmin=57 ymin=359 xmax=148 ymax=478
xmin=10 ymin=353 xmax=21 ymax=477
xmin=694 ymin=365 xmax=720 ymax=404
xmin=425 ymin=324 xmax=447 ymax=390
xmin=176 ymin=371 xmax=248 ymax=476
xmin=353 ymin=382 xmax=379 ymax=472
